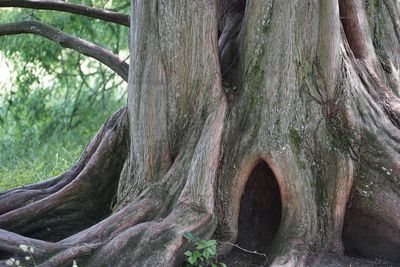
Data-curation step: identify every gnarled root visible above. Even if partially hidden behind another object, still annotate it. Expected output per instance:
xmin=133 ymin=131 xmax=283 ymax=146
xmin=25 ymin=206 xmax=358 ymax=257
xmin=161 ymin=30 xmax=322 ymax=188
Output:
xmin=0 ymin=107 xmax=129 ymax=241
xmin=0 ymin=98 xmax=226 ymax=267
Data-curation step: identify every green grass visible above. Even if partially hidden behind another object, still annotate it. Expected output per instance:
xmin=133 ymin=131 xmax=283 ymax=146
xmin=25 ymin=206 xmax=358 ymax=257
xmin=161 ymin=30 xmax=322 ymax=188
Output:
xmin=0 ymin=132 xmax=89 ymax=191
xmin=0 ymin=77 xmax=124 ymax=192
xmin=0 ymin=101 xmax=123 ymax=192
xmin=0 ymin=0 xmax=128 ymax=192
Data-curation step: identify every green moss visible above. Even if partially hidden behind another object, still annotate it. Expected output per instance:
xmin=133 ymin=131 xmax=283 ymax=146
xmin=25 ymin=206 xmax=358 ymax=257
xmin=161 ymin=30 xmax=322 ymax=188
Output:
xmin=288 ymin=127 xmax=302 ymax=154
xmin=249 ymin=93 xmax=263 ymax=110
xmin=288 ymin=127 xmax=307 ymax=170
xmin=246 ymin=45 xmax=267 ymax=113
xmin=326 ymin=123 xmax=353 ymax=153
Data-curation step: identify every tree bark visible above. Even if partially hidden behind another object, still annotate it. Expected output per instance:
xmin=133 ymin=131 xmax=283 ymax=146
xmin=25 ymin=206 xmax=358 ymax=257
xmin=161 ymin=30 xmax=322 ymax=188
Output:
xmin=0 ymin=0 xmax=400 ymax=266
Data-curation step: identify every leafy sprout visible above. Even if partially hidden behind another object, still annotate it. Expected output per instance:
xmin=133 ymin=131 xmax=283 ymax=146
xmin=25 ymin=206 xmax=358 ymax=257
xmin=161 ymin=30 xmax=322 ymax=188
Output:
xmin=182 ymin=232 xmax=226 ymax=267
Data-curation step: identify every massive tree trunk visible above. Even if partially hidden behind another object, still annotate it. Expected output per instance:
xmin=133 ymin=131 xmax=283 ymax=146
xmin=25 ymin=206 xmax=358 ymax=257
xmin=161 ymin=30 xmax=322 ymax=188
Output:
xmin=1 ymin=0 xmax=400 ymax=266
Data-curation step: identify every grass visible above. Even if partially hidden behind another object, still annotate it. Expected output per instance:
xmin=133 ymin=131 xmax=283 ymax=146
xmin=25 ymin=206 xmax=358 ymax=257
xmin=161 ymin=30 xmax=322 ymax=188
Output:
xmin=0 ymin=89 xmax=124 ymax=192
xmin=0 ymin=102 xmax=123 ymax=192
xmin=0 ymin=129 xmax=93 ymax=192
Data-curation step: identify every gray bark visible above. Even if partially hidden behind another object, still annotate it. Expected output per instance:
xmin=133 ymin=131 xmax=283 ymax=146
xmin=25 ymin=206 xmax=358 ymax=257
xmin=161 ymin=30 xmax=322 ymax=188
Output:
xmin=0 ymin=0 xmax=399 ymax=266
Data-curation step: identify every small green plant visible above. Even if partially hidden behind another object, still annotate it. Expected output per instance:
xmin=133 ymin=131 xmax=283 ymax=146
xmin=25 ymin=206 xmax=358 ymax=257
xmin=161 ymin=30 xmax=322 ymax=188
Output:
xmin=182 ymin=232 xmax=226 ymax=267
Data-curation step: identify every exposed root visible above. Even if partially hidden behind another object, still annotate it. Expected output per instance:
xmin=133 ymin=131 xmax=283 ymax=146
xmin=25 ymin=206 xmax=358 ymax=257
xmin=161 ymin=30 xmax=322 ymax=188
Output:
xmin=60 ymin=197 xmax=160 ymax=245
xmin=269 ymin=248 xmax=308 ymax=267
xmin=343 ymin=185 xmax=400 ymax=262
xmin=0 ymin=229 xmax=65 ymax=256
xmin=2 ymin=1 xmax=400 ymax=266
xmin=86 ymin=205 xmax=215 ymax=267
xmin=38 ymin=243 xmax=102 ymax=267
xmin=339 ymin=27 xmax=400 ymax=264
xmin=0 ymin=126 xmax=105 ymax=215
xmin=0 ymin=107 xmax=129 ymax=241
xmin=0 ymin=89 xmax=226 ymax=266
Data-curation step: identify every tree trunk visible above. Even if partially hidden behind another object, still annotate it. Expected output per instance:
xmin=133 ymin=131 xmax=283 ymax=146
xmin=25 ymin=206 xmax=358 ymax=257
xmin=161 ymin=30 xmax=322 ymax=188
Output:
xmin=1 ymin=0 xmax=400 ymax=266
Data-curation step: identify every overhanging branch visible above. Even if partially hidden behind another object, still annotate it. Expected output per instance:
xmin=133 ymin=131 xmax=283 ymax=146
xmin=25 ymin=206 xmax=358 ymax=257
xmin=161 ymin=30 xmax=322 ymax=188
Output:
xmin=0 ymin=21 xmax=128 ymax=81
xmin=0 ymin=0 xmax=129 ymax=27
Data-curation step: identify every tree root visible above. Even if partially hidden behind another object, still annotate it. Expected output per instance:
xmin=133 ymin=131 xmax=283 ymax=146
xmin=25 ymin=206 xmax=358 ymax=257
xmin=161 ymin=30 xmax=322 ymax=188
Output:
xmin=0 ymin=107 xmax=129 ymax=241
xmin=0 ymin=96 xmax=226 ymax=266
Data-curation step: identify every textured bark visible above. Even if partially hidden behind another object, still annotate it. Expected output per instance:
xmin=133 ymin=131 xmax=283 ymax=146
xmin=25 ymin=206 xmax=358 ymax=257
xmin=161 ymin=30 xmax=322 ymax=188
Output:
xmin=215 ymin=0 xmax=400 ymax=265
xmin=0 ymin=0 xmax=400 ymax=266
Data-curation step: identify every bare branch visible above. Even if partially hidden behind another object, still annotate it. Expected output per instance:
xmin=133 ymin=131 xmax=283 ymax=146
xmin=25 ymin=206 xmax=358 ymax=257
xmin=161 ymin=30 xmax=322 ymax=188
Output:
xmin=0 ymin=0 xmax=129 ymax=27
xmin=0 ymin=21 xmax=128 ymax=81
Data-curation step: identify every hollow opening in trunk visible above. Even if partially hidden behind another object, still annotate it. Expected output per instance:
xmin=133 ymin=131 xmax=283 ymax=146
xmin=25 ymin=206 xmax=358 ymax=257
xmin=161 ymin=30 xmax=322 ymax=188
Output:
xmin=342 ymin=197 xmax=400 ymax=263
xmin=236 ymin=161 xmax=282 ymax=254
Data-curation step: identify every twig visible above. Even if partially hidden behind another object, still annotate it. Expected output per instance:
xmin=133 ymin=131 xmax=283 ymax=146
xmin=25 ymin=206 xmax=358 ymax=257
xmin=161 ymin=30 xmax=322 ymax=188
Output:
xmin=219 ymin=241 xmax=270 ymax=265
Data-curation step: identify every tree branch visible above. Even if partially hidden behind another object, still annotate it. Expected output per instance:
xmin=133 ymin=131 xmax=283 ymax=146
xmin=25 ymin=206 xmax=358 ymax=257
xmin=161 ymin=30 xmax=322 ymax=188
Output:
xmin=0 ymin=0 xmax=129 ymax=27
xmin=0 ymin=21 xmax=128 ymax=81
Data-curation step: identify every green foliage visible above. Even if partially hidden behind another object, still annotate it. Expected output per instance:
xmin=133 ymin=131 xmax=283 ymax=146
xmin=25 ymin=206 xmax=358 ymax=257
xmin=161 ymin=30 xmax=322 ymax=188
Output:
xmin=182 ymin=232 xmax=226 ymax=267
xmin=0 ymin=1 xmax=128 ymax=191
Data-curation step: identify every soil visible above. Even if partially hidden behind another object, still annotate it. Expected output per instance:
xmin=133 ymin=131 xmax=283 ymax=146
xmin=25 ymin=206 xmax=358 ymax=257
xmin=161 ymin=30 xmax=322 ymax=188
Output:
xmin=222 ymin=249 xmax=268 ymax=266
xmin=222 ymin=249 xmax=400 ymax=267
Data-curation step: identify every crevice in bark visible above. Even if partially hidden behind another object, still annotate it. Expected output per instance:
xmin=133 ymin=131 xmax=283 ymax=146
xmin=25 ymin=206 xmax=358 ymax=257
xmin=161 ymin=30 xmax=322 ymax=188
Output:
xmin=339 ymin=0 xmax=369 ymax=59
xmin=235 ymin=161 xmax=281 ymax=255
xmin=218 ymin=0 xmax=246 ymax=95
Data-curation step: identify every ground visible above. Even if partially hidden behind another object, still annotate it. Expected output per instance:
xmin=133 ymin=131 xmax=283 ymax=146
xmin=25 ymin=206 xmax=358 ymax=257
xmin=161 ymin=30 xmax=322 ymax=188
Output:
xmin=223 ymin=250 xmax=400 ymax=267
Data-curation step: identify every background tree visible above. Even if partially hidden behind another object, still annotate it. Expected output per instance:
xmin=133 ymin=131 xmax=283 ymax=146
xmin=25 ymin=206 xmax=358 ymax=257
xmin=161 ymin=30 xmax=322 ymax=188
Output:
xmin=0 ymin=0 xmax=400 ymax=266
